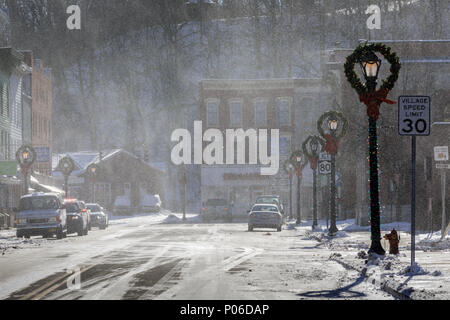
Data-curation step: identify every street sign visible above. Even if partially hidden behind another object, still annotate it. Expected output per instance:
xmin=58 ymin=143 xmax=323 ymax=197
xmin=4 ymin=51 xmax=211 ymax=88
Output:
xmin=319 ymin=161 xmax=331 ymax=175
xmin=319 ymin=152 xmax=331 ymax=162
xmin=35 ymin=147 xmax=51 ymax=163
xmin=398 ymin=96 xmax=431 ymax=136
xmin=436 ymin=164 xmax=450 ymax=170
xmin=0 ymin=161 xmax=17 ymax=176
xmin=434 ymin=146 xmax=449 ymax=161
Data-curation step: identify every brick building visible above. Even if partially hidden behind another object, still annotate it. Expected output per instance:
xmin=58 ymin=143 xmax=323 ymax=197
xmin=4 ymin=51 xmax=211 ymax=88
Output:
xmin=199 ymin=79 xmax=323 ymax=217
xmin=31 ymin=56 xmax=53 ymax=176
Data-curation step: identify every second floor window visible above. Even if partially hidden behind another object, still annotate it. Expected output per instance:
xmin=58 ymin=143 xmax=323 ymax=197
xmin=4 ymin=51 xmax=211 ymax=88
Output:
xmin=276 ymin=98 xmax=291 ymax=126
xmin=206 ymin=100 xmax=219 ymax=127
xmin=1 ymin=83 xmax=8 ymax=116
xmin=254 ymin=100 xmax=267 ymax=127
xmin=280 ymin=136 xmax=291 ymax=156
xmin=230 ymin=100 xmax=242 ymax=127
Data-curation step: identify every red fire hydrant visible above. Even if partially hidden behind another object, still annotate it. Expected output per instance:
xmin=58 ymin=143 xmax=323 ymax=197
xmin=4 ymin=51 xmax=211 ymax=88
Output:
xmin=383 ymin=229 xmax=400 ymax=255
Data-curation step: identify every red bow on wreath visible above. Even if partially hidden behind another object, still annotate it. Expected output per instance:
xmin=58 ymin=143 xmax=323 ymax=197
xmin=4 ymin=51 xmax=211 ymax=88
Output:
xmin=359 ymin=88 xmax=396 ymax=120
xmin=324 ymin=134 xmax=339 ymax=155
xmin=296 ymin=167 xmax=303 ymax=179
xmin=309 ymin=157 xmax=318 ymax=170
xmin=20 ymin=164 xmax=29 ymax=176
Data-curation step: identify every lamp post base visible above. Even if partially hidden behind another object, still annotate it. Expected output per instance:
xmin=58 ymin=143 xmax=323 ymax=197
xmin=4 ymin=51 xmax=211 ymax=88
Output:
xmin=368 ymin=240 xmax=386 ymax=255
xmin=328 ymin=225 xmax=338 ymax=236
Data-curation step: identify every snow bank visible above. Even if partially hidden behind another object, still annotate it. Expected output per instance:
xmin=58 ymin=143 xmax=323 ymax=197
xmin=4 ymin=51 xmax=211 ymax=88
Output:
xmin=0 ymin=229 xmax=53 ymax=255
xmin=341 ymin=220 xmax=411 ymax=233
xmin=162 ymin=214 xmax=182 ymax=224
xmin=399 ymin=262 xmax=429 ymax=276
xmin=161 ymin=213 xmax=202 ymax=224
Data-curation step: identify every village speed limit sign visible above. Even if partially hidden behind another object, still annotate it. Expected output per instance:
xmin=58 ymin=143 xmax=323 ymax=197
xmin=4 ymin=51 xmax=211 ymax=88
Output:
xmin=398 ymin=96 xmax=431 ymax=136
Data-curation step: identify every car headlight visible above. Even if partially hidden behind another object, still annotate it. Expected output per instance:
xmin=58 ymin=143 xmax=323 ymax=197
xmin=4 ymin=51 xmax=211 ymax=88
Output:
xmin=71 ymin=216 xmax=79 ymax=220
xmin=17 ymin=219 xmax=27 ymax=224
xmin=48 ymin=217 xmax=59 ymax=223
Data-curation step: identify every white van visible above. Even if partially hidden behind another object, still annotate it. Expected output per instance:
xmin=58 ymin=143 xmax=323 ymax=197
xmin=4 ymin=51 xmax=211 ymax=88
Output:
xmin=15 ymin=193 xmax=67 ymax=239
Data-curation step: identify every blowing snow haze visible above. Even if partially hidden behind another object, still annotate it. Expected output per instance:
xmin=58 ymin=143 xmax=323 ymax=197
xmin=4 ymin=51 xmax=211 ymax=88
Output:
xmin=0 ymin=0 xmax=449 ymax=305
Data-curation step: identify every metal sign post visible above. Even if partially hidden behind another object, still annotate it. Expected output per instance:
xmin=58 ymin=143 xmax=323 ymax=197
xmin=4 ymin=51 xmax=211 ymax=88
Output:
xmin=442 ymin=169 xmax=446 ymax=237
xmin=399 ymin=96 xmax=431 ymax=268
xmin=435 ymin=147 xmax=449 ymax=237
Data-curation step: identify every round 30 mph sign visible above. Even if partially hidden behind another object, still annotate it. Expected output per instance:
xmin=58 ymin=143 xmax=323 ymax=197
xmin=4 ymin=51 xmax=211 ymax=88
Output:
xmin=398 ymin=96 xmax=431 ymax=136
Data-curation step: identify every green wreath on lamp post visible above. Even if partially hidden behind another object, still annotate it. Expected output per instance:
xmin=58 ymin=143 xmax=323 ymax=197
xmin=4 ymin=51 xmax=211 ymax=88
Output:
xmin=344 ymin=42 xmax=400 ymax=94
xmin=344 ymin=42 xmax=401 ymax=255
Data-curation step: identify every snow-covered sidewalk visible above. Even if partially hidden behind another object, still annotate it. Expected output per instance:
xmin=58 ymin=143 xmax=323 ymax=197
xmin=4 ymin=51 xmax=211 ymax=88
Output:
xmin=289 ymin=219 xmax=450 ymax=299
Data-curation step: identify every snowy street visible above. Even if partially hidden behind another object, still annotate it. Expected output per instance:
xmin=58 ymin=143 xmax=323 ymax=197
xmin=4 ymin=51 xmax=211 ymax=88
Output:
xmin=0 ymin=213 xmax=400 ymax=300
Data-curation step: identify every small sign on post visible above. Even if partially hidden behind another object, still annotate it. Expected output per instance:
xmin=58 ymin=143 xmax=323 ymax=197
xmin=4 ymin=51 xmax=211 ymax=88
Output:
xmin=434 ymin=146 xmax=449 ymax=162
xmin=319 ymin=152 xmax=331 ymax=175
xmin=35 ymin=147 xmax=51 ymax=163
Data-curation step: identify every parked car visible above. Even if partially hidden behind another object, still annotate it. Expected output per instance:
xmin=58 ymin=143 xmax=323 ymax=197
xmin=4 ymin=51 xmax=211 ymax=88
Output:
xmin=201 ymin=198 xmax=232 ymax=222
xmin=139 ymin=194 xmax=162 ymax=213
xmin=64 ymin=199 xmax=89 ymax=236
xmin=254 ymin=195 xmax=285 ymax=214
xmin=253 ymin=195 xmax=285 ymax=222
xmin=78 ymin=201 xmax=92 ymax=230
xmin=248 ymin=203 xmax=283 ymax=232
xmin=15 ymin=193 xmax=67 ymax=239
xmin=86 ymin=203 xmax=109 ymax=230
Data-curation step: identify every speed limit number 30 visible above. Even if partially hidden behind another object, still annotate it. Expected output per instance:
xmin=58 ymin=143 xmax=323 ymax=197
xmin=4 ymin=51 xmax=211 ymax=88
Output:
xmin=398 ymin=96 xmax=431 ymax=136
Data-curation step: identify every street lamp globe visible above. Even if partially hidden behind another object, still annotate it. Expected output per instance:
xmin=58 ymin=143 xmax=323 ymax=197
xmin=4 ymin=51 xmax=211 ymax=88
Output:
xmin=311 ymin=139 xmax=319 ymax=153
xmin=360 ymin=51 xmax=381 ymax=79
xmin=327 ymin=114 xmax=339 ymax=134
xmin=22 ymin=150 xmax=30 ymax=161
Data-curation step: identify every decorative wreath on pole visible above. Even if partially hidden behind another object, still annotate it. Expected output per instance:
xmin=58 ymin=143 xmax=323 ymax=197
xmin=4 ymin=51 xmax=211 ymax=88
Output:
xmin=289 ymin=150 xmax=308 ymax=179
xmin=317 ymin=111 xmax=348 ymax=155
xmin=344 ymin=42 xmax=401 ymax=119
xmin=282 ymin=159 xmax=295 ymax=177
xmin=302 ymin=136 xmax=325 ymax=170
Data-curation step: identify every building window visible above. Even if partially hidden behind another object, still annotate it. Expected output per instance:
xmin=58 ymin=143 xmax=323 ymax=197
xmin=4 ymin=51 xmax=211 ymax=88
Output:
xmin=206 ymin=99 xmax=219 ymax=127
xmin=280 ymin=136 xmax=291 ymax=156
xmin=124 ymin=183 xmax=131 ymax=195
xmin=229 ymin=100 xmax=243 ymax=127
xmin=254 ymin=99 xmax=267 ymax=127
xmin=95 ymin=183 xmax=112 ymax=206
xmin=1 ymin=83 xmax=8 ymax=116
xmin=276 ymin=98 xmax=291 ymax=126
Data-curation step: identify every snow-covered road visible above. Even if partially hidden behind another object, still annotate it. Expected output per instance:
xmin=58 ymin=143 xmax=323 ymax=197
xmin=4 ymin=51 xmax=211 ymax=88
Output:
xmin=0 ymin=214 xmax=394 ymax=300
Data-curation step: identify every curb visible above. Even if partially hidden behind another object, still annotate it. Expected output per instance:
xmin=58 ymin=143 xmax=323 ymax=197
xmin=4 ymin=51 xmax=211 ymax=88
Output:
xmin=330 ymin=256 xmax=412 ymax=300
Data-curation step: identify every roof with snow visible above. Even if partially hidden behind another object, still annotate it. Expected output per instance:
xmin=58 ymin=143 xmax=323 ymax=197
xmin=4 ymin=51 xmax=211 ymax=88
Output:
xmin=52 ymin=149 xmax=165 ymax=178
